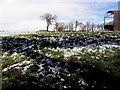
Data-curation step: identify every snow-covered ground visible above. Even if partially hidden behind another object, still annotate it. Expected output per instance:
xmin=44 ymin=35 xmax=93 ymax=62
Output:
xmin=0 ymin=31 xmax=36 ymax=36
xmin=0 ymin=31 xmax=17 ymax=36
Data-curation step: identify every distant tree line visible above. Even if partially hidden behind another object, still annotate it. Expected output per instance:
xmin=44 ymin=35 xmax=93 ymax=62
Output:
xmin=40 ymin=13 xmax=104 ymax=32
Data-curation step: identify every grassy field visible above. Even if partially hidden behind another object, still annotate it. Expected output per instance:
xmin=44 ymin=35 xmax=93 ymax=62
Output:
xmin=1 ymin=31 xmax=120 ymax=90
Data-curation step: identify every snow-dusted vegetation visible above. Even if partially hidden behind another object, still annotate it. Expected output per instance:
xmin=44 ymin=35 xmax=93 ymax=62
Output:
xmin=1 ymin=31 xmax=120 ymax=90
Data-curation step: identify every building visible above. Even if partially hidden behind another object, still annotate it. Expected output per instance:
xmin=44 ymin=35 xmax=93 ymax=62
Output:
xmin=104 ymin=2 xmax=120 ymax=31
xmin=104 ymin=11 xmax=120 ymax=31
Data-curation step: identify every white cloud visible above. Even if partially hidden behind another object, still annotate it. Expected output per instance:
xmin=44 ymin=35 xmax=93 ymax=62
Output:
xmin=15 ymin=0 xmax=120 ymax=2
xmin=1 ymin=0 xmax=118 ymax=32
xmin=100 ymin=19 xmax=113 ymax=24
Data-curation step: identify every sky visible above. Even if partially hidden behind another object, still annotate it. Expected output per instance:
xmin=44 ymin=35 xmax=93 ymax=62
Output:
xmin=0 ymin=0 xmax=120 ymax=32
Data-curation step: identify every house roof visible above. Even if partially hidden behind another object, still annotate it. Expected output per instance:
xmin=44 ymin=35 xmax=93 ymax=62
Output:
xmin=107 ymin=10 xmax=120 ymax=14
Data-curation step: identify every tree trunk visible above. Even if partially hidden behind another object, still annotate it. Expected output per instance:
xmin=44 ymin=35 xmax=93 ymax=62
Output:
xmin=92 ymin=28 xmax=93 ymax=31
xmin=47 ymin=24 xmax=49 ymax=31
xmin=75 ymin=26 xmax=77 ymax=31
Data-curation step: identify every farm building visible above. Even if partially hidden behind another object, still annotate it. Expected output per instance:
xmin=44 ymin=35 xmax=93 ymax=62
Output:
xmin=104 ymin=2 xmax=120 ymax=31
xmin=104 ymin=11 xmax=120 ymax=31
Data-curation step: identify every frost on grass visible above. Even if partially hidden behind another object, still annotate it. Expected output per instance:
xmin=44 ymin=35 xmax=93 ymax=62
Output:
xmin=37 ymin=45 xmax=120 ymax=61
xmin=2 ymin=52 xmax=34 ymax=74
xmin=1 ymin=31 xmax=120 ymax=89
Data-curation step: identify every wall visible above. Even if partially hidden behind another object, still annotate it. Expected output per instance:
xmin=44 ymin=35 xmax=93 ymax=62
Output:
xmin=114 ymin=13 xmax=120 ymax=31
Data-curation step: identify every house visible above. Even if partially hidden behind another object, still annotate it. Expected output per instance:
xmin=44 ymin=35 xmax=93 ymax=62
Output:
xmin=104 ymin=2 xmax=120 ymax=31
xmin=104 ymin=11 xmax=120 ymax=31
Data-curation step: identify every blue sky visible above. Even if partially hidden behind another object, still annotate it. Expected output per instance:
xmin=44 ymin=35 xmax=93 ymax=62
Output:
xmin=0 ymin=0 xmax=120 ymax=32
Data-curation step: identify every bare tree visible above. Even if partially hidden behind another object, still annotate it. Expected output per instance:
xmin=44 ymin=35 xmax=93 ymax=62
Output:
xmin=65 ymin=24 xmax=69 ymax=31
xmin=96 ymin=24 xmax=101 ymax=30
xmin=68 ymin=22 xmax=74 ymax=32
xmin=77 ymin=22 xmax=83 ymax=31
xmin=81 ymin=24 xmax=87 ymax=31
xmin=91 ymin=23 xmax=96 ymax=31
xmin=41 ymin=13 xmax=57 ymax=31
xmin=74 ymin=21 xmax=79 ymax=31
xmin=57 ymin=22 xmax=66 ymax=31
xmin=96 ymin=24 xmax=104 ymax=30
xmin=86 ymin=22 xmax=91 ymax=31
xmin=54 ymin=22 xmax=59 ymax=31
xmin=100 ymin=24 xmax=104 ymax=30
